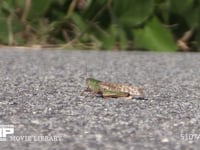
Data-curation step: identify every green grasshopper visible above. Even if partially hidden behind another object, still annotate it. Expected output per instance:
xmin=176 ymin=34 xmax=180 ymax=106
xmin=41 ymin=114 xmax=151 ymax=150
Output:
xmin=84 ymin=78 xmax=144 ymax=99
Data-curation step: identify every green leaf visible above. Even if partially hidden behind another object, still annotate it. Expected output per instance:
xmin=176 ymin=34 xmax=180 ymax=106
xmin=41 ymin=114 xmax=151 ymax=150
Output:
xmin=71 ymin=13 xmax=87 ymax=32
xmin=96 ymin=25 xmax=116 ymax=49
xmin=0 ymin=17 xmax=8 ymax=43
xmin=197 ymin=31 xmax=200 ymax=51
xmin=133 ymin=17 xmax=178 ymax=51
xmin=117 ymin=28 xmax=129 ymax=49
xmin=27 ymin=0 xmax=52 ymax=20
xmin=170 ymin=0 xmax=194 ymax=15
xmin=113 ymin=0 xmax=154 ymax=27
xmin=196 ymin=4 xmax=200 ymax=51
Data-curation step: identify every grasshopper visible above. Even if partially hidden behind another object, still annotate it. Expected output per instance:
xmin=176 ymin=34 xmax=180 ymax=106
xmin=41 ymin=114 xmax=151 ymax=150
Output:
xmin=84 ymin=78 xmax=144 ymax=99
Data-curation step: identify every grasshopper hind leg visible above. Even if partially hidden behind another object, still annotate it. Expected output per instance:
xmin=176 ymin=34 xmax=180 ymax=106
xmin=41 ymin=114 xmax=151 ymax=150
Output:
xmin=102 ymin=90 xmax=130 ymax=98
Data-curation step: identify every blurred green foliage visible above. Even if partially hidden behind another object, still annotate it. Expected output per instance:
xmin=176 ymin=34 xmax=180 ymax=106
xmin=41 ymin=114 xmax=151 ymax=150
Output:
xmin=0 ymin=0 xmax=199 ymax=51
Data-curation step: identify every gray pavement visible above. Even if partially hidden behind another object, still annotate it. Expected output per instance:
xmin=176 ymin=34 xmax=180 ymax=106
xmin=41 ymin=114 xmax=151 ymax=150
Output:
xmin=0 ymin=48 xmax=200 ymax=150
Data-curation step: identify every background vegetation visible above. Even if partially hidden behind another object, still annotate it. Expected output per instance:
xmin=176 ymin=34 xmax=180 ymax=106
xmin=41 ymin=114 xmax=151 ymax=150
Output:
xmin=0 ymin=0 xmax=199 ymax=51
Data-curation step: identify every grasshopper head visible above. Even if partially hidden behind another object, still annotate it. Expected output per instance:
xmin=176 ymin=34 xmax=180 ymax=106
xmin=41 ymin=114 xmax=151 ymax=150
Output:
xmin=86 ymin=78 xmax=101 ymax=91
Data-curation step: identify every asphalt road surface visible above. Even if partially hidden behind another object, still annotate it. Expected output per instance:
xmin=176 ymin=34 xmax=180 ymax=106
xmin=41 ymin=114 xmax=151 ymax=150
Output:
xmin=0 ymin=48 xmax=200 ymax=150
